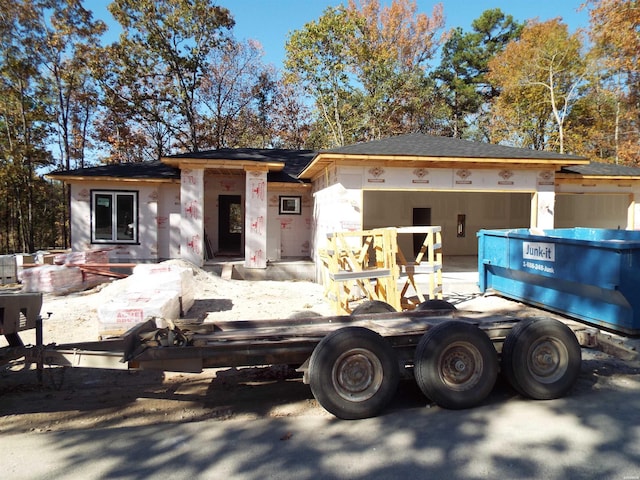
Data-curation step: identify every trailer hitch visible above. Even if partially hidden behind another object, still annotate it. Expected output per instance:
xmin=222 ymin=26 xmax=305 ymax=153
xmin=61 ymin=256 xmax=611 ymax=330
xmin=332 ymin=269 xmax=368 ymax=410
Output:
xmin=121 ymin=319 xmax=190 ymax=362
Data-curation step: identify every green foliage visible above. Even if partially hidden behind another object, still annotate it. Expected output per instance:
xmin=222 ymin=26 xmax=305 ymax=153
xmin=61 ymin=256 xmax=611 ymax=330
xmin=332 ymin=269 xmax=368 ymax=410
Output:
xmin=284 ymin=0 xmax=446 ymax=145
xmin=487 ymin=18 xmax=586 ymax=153
xmin=584 ymin=0 xmax=640 ymax=164
xmin=103 ymin=0 xmax=235 ymax=154
xmin=284 ymin=5 xmax=358 ymax=147
xmin=1 ymin=0 xmax=640 ymax=253
xmin=0 ymin=0 xmax=104 ymax=251
xmin=432 ymin=9 xmax=522 ymax=139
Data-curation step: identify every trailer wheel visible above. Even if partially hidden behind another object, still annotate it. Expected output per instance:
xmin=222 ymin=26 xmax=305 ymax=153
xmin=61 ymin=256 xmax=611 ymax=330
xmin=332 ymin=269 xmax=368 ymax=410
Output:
xmin=309 ymin=326 xmax=399 ymax=419
xmin=415 ymin=299 xmax=457 ymax=311
xmin=350 ymin=300 xmax=397 ymax=315
xmin=501 ymin=318 xmax=581 ymax=400
xmin=414 ymin=321 xmax=498 ymax=409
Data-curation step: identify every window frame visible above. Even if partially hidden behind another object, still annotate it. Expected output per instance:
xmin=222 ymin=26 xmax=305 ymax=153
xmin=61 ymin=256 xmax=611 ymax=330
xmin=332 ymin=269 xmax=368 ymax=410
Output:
xmin=279 ymin=195 xmax=301 ymax=215
xmin=90 ymin=190 xmax=139 ymax=244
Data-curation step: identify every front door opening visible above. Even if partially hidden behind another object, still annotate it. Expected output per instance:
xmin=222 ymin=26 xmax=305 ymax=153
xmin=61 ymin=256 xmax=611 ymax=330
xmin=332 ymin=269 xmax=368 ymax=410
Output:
xmin=218 ymin=195 xmax=242 ymax=254
xmin=413 ymin=207 xmax=432 ymax=256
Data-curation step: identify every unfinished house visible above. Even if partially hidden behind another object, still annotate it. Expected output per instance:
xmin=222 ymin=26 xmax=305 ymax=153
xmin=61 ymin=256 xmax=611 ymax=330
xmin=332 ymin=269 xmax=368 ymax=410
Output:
xmin=48 ymin=134 xmax=640 ymax=279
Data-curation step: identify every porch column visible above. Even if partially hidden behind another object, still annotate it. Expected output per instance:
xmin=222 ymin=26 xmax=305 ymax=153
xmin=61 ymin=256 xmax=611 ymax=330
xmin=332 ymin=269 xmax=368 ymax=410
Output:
xmin=531 ymin=190 xmax=556 ymax=230
xmin=630 ymin=192 xmax=640 ymax=230
xmin=245 ymin=168 xmax=268 ymax=268
xmin=180 ymin=168 xmax=205 ymax=267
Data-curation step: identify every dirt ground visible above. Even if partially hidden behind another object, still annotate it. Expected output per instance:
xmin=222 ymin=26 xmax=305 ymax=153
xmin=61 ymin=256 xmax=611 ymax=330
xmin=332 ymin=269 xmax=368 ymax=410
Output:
xmin=1 ymin=262 xmax=639 ymax=434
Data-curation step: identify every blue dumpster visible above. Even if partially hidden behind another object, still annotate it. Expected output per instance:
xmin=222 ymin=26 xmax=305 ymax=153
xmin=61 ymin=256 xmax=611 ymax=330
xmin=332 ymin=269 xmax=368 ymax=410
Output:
xmin=478 ymin=228 xmax=640 ymax=335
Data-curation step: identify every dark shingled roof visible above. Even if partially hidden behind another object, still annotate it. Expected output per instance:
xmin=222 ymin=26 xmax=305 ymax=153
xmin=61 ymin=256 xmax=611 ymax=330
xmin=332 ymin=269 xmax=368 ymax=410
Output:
xmin=166 ymin=148 xmax=316 ymax=183
xmin=561 ymin=161 xmax=640 ymax=176
xmin=323 ymin=133 xmax=587 ymax=161
xmin=47 ymin=161 xmax=181 ymax=180
xmin=168 ymin=148 xmax=315 ymax=163
xmin=47 ymin=150 xmax=318 ymax=183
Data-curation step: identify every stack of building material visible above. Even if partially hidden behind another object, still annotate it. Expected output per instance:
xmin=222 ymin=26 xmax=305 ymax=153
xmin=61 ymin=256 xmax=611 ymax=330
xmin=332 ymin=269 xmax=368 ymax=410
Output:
xmin=54 ymin=250 xmax=109 ymax=266
xmin=54 ymin=250 xmax=112 ymax=285
xmin=0 ymin=255 xmax=17 ymax=285
xmin=98 ymin=290 xmax=181 ymax=338
xmin=21 ymin=265 xmax=84 ymax=294
xmin=131 ymin=264 xmax=195 ymax=314
xmin=97 ymin=263 xmax=195 ymax=337
xmin=21 ymin=249 xmax=116 ymax=294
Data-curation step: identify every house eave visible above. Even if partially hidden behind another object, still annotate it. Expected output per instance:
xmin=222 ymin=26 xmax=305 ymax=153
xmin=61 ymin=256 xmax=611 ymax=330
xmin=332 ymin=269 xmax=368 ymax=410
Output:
xmin=46 ymin=174 xmax=180 ymax=184
xmin=555 ymin=173 xmax=640 ymax=185
xmin=298 ymin=153 xmax=588 ymax=180
xmin=268 ymin=181 xmax=311 ymax=189
xmin=161 ymin=157 xmax=285 ymax=172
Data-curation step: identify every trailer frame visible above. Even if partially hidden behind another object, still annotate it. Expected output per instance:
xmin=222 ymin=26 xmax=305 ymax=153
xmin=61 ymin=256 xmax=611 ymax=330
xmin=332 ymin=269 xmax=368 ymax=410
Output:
xmin=3 ymin=294 xmax=637 ymax=420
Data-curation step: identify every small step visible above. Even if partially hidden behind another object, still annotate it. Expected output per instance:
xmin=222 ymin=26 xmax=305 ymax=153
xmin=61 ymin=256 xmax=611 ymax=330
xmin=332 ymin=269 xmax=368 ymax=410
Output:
xmin=221 ymin=263 xmax=234 ymax=280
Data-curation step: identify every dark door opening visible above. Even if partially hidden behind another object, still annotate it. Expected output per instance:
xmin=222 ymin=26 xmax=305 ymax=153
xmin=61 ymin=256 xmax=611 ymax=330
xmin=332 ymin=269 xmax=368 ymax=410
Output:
xmin=413 ymin=207 xmax=432 ymax=256
xmin=218 ymin=195 xmax=242 ymax=254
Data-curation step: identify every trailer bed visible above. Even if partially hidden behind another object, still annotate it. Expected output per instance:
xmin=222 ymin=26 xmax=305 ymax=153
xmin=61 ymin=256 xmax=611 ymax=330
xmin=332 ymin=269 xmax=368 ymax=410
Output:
xmin=6 ymin=296 xmax=634 ymax=420
xmin=38 ymin=308 xmax=592 ymax=373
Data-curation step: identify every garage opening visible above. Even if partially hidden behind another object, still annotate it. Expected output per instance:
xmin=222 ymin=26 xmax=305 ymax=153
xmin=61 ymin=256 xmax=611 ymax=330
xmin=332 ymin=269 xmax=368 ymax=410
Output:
xmin=363 ymin=191 xmax=531 ymax=256
xmin=555 ymin=193 xmax=629 ymax=229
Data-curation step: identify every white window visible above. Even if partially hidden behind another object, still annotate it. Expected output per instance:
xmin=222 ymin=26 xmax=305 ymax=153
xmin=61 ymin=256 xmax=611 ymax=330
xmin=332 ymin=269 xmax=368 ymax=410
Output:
xmin=91 ymin=191 xmax=138 ymax=244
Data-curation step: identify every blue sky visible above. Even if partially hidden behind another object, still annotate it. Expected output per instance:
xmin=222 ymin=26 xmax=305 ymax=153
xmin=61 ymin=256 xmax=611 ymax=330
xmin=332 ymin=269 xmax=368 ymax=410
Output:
xmin=92 ymin=0 xmax=590 ymax=68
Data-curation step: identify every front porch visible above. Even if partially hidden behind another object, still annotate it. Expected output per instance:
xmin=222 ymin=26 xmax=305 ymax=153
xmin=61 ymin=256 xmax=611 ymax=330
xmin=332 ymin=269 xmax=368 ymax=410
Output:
xmin=203 ymin=257 xmax=316 ymax=281
xmin=203 ymin=255 xmax=480 ymax=295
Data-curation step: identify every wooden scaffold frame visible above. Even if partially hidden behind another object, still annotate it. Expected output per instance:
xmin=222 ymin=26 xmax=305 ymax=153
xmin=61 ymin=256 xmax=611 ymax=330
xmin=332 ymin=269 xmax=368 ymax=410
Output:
xmin=320 ymin=226 xmax=443 ymax=314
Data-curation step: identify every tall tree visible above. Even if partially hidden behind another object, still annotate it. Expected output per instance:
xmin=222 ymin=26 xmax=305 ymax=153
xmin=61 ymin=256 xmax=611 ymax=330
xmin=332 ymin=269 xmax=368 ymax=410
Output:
xmin=487 ymin=18 xmax=585 ymax=152
xmin=433 ymin=9 xmax=522 ymax=139
xmin=433 ymin=27 xmax=481 ymax=138
xmin=95 ymin=39 xmax=178 ymax=162
xmin=270 ymin=79 xmax=313 ymax=149
xmin=29 ymin=0 xmax=106 ymax=248
xmin=284 ymin=5 xmax=358 ymax=147
xmin=285 ymin=0 xmax=445 ymax=146
xmin=104 ymin=0 xmax=234 ymax=155
xmin=585 ymin=0 xmax=640 ymax=165
xmin=30 ymin=0 xmax=106 ymax=171
xmin=0 ymin=1 xmax=94 ymax=251
xmin=345 ymin=0 xmax=445 ymax=139
xmin=198 ymin=39 xmax=272 ymax=149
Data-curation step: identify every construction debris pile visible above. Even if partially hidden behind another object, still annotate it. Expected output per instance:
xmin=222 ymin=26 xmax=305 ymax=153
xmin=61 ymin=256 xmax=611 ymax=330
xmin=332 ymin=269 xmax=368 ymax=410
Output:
xmin=2 ymin=247 xmax=198 ymax=339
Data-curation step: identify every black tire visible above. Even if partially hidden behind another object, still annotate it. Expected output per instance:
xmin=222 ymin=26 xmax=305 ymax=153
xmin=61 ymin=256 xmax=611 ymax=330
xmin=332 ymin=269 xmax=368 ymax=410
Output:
xmin=414 ymin=321 xmax=498 ymax=409
xmin=351 ymin=300 xmax=397 ymax=315
xmin=415 ymin=299 xmax=457 ymax=311
xmin=501 ymin=317 xmax=581 ymax=400
xmin=309 ymin=326 xmax=400 ymax=419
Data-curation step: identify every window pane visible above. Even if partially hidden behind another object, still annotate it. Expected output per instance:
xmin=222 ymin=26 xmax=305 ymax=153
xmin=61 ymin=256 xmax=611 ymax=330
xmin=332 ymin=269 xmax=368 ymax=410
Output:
xmin=116 ymin=194 xmax=135 ymax=240
xmin=94 ymin=194 xmax=113 ymax=240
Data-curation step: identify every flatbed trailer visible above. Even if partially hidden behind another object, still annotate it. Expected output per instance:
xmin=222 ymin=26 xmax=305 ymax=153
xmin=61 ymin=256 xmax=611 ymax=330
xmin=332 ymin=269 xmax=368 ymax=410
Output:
xmin=6 ymin=296 xmax=632 ymax=420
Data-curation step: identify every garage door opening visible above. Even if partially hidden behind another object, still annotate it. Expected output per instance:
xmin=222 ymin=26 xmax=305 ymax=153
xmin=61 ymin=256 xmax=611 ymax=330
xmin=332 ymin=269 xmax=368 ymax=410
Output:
xmin=363 ymin=191 xmax=531 ymax=256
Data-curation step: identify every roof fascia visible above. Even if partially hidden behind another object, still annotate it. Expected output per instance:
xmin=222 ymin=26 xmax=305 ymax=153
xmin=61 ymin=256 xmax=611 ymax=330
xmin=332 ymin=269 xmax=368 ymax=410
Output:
xmin=45 ymin=175 xmax=179 ymax=184
xmin=161 ymin=157 xmax=285 ymax=171
xmin=555 ymin=173 xmax=640 ymax=184
xmin=268 ymin=181 xmax=310 ymax=189
xmin=299 ymin=153 xmax=588 ymax=179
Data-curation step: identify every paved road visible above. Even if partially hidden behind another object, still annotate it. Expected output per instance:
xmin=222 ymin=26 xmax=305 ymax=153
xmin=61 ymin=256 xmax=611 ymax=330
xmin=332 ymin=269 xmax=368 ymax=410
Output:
xmin=3 ymin=373 xmax=640 ymax=480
